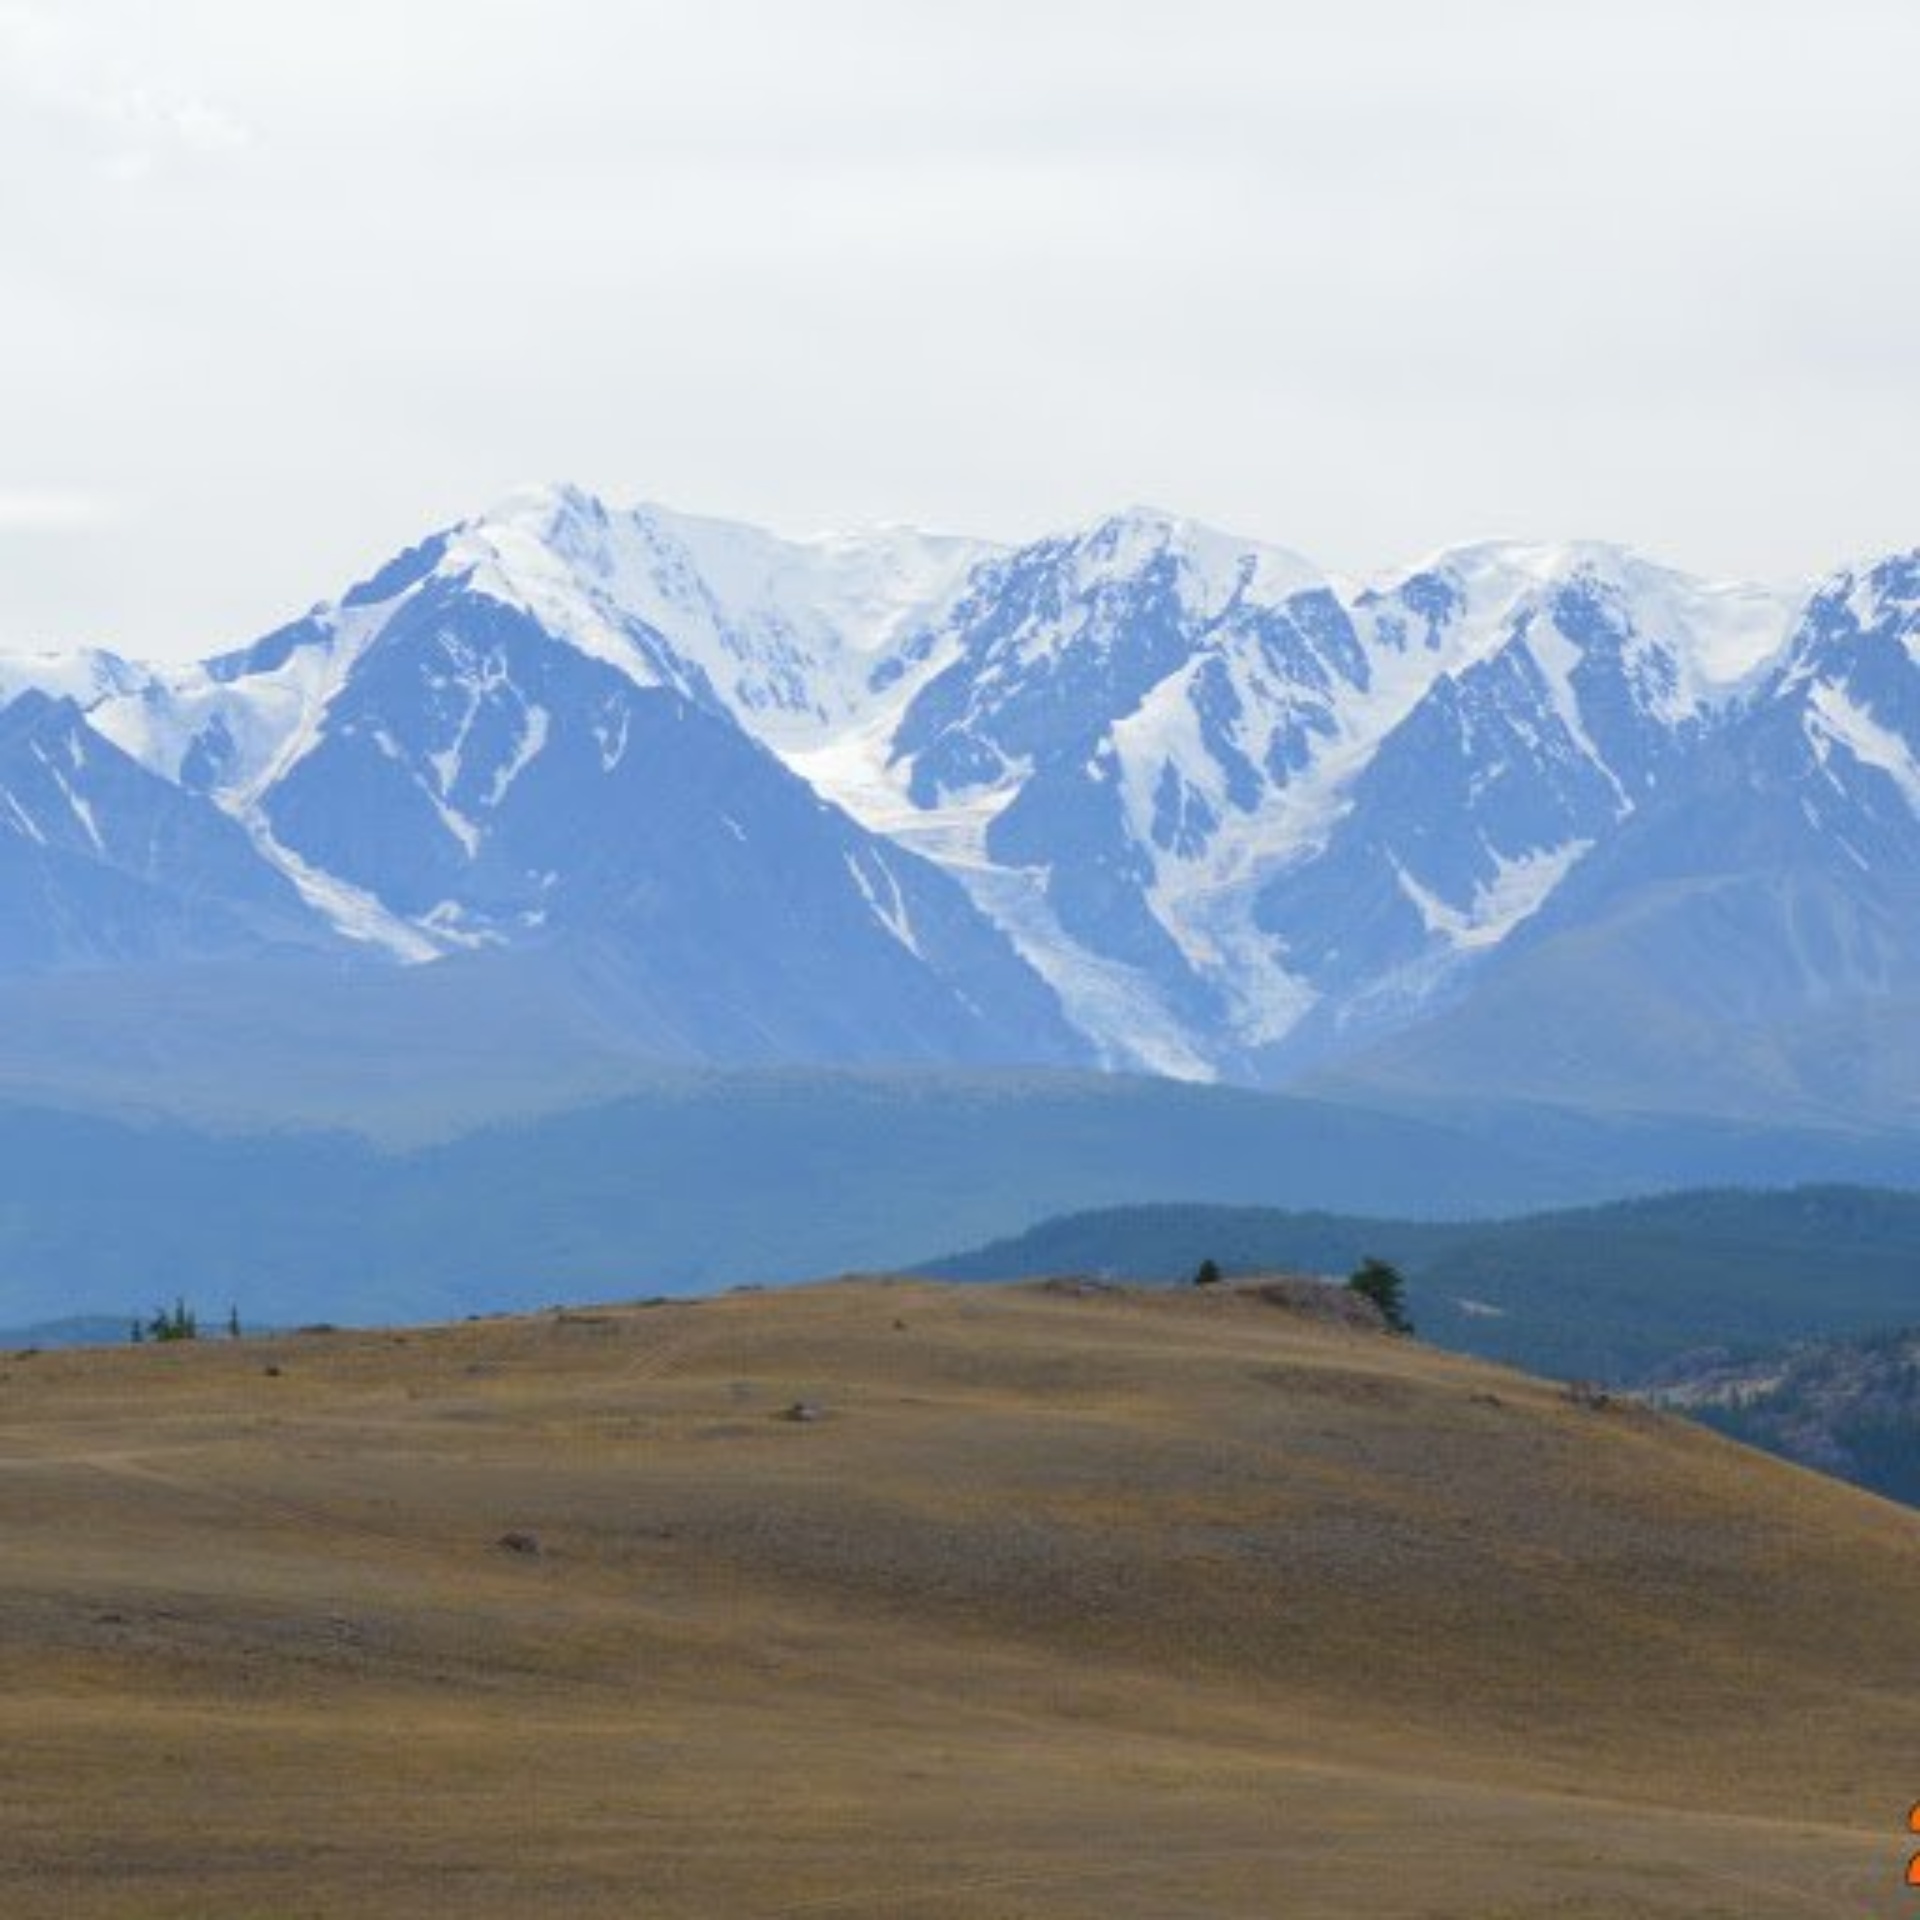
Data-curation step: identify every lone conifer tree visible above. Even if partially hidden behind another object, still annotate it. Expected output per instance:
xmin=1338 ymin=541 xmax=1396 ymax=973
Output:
xmin=1346 ymin=1256 xmax=1413 ymax=1334
xmin=1193 ymin=1257 xmax=1223 ymax=1287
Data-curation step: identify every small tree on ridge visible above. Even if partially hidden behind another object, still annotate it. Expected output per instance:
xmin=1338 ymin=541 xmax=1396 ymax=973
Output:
xmin=1347 ymin=1256 xmax=1413 ymax=1334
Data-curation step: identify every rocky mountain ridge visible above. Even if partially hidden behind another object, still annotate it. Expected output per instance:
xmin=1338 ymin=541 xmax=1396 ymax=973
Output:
xmin=4 ymin=487 xmax=1916 ymax=1120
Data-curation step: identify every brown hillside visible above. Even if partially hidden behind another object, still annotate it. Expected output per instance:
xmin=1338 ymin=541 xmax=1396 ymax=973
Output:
xmin=2 ymin=1277 xmax=1916 ymax=1917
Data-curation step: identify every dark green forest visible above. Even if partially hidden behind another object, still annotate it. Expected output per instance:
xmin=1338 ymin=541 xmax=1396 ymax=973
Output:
xmin=919 ymin=1188 xmax=1920 ymax=1381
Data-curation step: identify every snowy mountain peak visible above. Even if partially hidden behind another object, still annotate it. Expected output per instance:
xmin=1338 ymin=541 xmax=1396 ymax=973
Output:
xmin=1835 ymin=548 xmax=1920 ymax=644
xmin=0 ymin=645 xmax=148 ymax=711
xmin=435 ymin=487 xmax=994 ymax=741
xmin=16 ymin=488 xmax=1918 ymax=1107
xmin=1385 ymin=538 xmax=1801 ymax=717
xmin=1051 ymin=506 xmax=1328 ymax=619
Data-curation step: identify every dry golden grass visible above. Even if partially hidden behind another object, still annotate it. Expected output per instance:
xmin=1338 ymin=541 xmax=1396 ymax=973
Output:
xmin=2 ymin=1277 xmax=1917 ymax=1916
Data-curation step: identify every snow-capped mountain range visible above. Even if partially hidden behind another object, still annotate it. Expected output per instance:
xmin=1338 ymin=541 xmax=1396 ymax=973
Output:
xmin=4 ymin=484 xmax=1918 ymax=1119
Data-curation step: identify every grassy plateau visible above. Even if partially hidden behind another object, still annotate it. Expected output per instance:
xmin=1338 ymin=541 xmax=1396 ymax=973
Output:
xmin=1 ymin=1277 xmax=1916 ymax=1917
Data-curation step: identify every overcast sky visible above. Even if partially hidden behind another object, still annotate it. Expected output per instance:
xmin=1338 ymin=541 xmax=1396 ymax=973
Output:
xmin=3 ymin=1 xmax=1917 ymax=659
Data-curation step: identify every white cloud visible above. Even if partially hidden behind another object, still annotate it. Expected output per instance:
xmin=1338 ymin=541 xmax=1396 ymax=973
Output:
xmin=0 ymin=2 xmax=250 ymax=178
xmin=0 ymin=489 xmax=114 ymax=531
xmin=0 ymin=0 xmax=1915 ymax=659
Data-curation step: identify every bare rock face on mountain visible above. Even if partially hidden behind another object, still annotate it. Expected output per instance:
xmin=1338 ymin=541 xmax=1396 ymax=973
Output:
xmin=1653 ymin=1321 xmax=1920 ymax=1507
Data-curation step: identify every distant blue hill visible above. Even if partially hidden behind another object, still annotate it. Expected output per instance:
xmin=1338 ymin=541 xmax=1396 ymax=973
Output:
xmin=3 ymin=1074 xmax=1920 ymax=1339
xmin=0 ymin=1315 xmax=140 ymax=1351
xmin=916 ymin=1188 xmax=1920 ymax=1382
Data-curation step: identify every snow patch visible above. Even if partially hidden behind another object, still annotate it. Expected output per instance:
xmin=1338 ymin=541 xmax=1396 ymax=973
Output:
xmin=243 ymin=826 xmax=443 ymax=963
xmin=594 ymin=704 xmax=631 ymax=773
xmin=418 ymin=901 xmax=503 ymax=949
xmin=485 ymin=703 xmax=549 ymax=808
xmin=1806 ymin=683 xmax=1920 ymax=816
xmin=28 ymin=740 xmax=104 ymax=851
xmin=1395 ymin=840 xmax=1592 ymax=951
xmin=1 ymin=789 xmax=45 ymax=844
xmin=1521 ymin=612 xmax=1628 ymax=807
xmin=845 ymin=850 xmax=922 ymax=958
